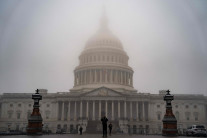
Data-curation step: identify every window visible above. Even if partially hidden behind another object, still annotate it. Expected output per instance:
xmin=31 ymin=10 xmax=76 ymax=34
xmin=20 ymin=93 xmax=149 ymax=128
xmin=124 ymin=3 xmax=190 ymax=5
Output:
xmin=16 ymin=125 xmax=19 ymax=131
xmin=157 ymin=112 xmax=161 ymax=120
xmin=47 ymin=104 xmax=50 ymax=107
xmin=185 ymin=112 xmax=190 ymax=121
xmin=27 ymin=111 xmax=31 ymax=119
xmin=45 ymin=111 xmax=50 ymax=119
xmin=18 ymin=104 xmax=21 ymax=107
xmin=194 ymin=105 xmax=197 ymax=109
xmin=185 ymin=105 xmax=189 ymax=109
xmin=17 ymin=113 xmax=21 ymax=119
xmin=95 ymin=56 xmax=97 ymax=62
xmin=90 ymin=56 xmax=92 ymax=62
xmin=10 ymin=104 xmax=13 ymax=107
xmin=28 ymin=104 xmax=31 ymax=107
xmin=157 ymin=114 xmax=161 ymax=120
xmin=8 ymin=112 xmax=13 ymax=119
xmin=175 ymin=105 xmax=178 ymax=108
xmin=175 ymin=112 xmax=179 ymax=120
xmin=158 ymin=125 xmax=161 ymax=132
xmin=194 ymin=112 xmax=198 ymax=121
xmin=157 ymin=105 xmax=160 ymax=108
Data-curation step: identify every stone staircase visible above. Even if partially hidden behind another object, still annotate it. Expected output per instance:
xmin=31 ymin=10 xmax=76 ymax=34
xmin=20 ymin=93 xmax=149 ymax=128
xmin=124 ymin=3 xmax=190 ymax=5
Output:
xmin=85 ymin=120 xmax=119 ymax=134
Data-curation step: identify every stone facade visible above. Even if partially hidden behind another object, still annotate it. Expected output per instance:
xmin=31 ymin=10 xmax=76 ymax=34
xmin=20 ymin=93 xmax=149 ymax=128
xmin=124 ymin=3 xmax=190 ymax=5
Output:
xmin=0 ymin=13 xmax=207 ymax=134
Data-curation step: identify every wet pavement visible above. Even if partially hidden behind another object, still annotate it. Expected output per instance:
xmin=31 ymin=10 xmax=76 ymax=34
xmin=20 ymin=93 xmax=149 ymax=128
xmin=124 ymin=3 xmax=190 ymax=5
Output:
xmin=0 ymin=134 xmax=196 ymax=138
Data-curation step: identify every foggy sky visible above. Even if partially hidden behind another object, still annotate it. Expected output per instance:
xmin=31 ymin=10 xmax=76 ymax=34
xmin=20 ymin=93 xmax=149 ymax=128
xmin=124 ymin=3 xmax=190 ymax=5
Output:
xmin=0 ymin=0 xmax=207 ymax=95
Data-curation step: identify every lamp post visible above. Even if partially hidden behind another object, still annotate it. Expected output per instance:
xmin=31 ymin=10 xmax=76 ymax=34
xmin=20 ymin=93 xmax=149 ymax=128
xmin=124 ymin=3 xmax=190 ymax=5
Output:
xmin=27 ymin=89 xmax=43 ymax=135
xmin=162 ymin=90 xmax=178 ymax=136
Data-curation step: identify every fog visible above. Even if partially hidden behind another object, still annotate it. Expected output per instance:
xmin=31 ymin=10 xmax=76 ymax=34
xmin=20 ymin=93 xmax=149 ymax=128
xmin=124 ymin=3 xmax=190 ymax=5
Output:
xmin=0 ymin=0 xmax=207 ymax=95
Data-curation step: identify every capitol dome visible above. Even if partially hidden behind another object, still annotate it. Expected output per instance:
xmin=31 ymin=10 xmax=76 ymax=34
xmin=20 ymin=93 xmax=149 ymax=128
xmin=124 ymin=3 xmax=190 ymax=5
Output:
xmin=84 ymin=14 xmax=124 ymax=51
xmin=71 ymin=12 xmax=136 ymax=93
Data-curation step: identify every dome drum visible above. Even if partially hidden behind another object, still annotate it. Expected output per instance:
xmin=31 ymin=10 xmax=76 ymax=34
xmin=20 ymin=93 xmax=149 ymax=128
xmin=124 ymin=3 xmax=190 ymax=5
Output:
xmin=74 ymin=68 xmax=133 ymax=87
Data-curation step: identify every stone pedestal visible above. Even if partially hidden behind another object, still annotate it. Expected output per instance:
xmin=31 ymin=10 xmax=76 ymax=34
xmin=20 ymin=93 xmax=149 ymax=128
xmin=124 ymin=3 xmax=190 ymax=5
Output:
xmin=27 ymin=89 xmax=43 ymax=135
xmin=162 ymin=90 xmax=178 ymax=136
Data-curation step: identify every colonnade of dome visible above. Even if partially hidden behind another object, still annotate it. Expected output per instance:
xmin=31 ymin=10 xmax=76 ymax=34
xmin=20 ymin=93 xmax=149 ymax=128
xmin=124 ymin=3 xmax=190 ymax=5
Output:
xmin=79 ymin=49 xmax=128 ymax=66
xmin=74 ymin=68 xmax=133 ymax=86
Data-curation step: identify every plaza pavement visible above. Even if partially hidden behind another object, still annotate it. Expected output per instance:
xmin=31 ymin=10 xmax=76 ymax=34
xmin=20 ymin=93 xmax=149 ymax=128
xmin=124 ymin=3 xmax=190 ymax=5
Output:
xmin=0 ymin=134 xmax=192 ymax=138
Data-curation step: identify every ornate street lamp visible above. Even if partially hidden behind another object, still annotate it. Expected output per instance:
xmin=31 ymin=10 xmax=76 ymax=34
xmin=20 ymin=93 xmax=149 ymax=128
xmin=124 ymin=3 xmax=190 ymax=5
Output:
xmin=162 ymin=90 xmax=178 ymax=136
xmin=27 ymin=89 xmax=43 ymax=135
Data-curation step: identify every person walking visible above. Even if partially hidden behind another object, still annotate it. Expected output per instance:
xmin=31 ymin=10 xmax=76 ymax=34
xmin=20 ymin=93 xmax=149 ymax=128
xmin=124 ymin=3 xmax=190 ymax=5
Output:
xmin=79 ymin=126 xmax=83 ymax=135
xmin=101 ymin=116 xmax=108 ymax=137
xmin=108 ymin=122 xmax=112 ymax=136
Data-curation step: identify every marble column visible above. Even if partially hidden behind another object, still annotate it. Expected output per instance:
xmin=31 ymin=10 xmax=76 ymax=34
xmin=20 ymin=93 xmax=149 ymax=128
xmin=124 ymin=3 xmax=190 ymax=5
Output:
xmin=92 ymin=101 xmax=95 ymax=120
xmin=90 ymin=70 xmax=92 ymax=83
xmin=100 ymin=70 xmax=102 ymax=83
xmin=115 ymin=70 xmax=117 ymax=83
xmin=110 ymin=70 xmax=113 ymax=83
xmin=124 ymin=101 xmax=127 ymax=119
xmin=142 ymin=102 xmax=145 ymax=121
xmin=99 ymin=101 xmax=101 ymax=119
xmin=86 ymin=101 xmax=89 ymax=120
xmin=118 ymin=101 xmax=120 ymax=119
xmin=56 ymin=102 xmax=59 ymax=120
xmin=126 ymin=72 xmax=128 ymax=85
xmin=105 ymin=101 xmax=108 ymax=117
xmin=123 ymin=72 xmax=125 ymax=85
xmin=85 ymin=71 xmax=87 ymax=84
xmin=112 ymin=101 xmax=114 ymax=120
xmin=130 ymin=101 xmax=132 ymax=120
xmin=74 ymin=73 xmax=76 ymax=86
xmin=80 ymin=101 xmax=82 ymax=119
xmin=77 ymin=73 xmax=79 ymax=85
xmin=74 ymin=101 xmax=77 ymax=120
xmin=120 ymin=71 xmax=123 ymax=84
xmin=80 ymin=72 xmax=82 ymax=85
xmin=95 ymin=70 xmax=97 ymax=83
xmin=61 ymin=101 xmax=64 ymax=120
xmin=136 ymin=102 xmax=138 ymax=121
xmin=68 ymin=101 xmax=70 ymax=120
xmin=131 ymin=73 xmax=133 ymax=86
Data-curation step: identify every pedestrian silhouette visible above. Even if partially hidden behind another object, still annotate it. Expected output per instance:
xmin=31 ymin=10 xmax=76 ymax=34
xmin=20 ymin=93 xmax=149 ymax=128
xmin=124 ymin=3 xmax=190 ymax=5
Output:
xmin=79 ymin=126 xmax=83 ymax=135
xmin=108 ymin=122 xmax=112 ymax=136
xmin=101 ymin=116 xmax=108 ymax=137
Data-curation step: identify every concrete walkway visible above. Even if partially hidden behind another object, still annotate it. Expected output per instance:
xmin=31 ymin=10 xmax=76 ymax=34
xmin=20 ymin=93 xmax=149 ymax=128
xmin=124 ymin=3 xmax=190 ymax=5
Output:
xmin=0 ymin=134 xmax=190 ymax=138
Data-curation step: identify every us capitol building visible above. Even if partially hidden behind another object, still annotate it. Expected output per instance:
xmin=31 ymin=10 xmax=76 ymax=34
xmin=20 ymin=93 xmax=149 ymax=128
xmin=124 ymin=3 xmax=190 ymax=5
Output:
xmin=0 ymin=13 xmax=207 ymax=134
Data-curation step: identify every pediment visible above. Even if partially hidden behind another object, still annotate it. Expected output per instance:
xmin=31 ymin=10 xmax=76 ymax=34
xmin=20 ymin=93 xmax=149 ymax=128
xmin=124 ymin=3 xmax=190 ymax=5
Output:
xmin=82 ymin=87 xmax=123 ymax=97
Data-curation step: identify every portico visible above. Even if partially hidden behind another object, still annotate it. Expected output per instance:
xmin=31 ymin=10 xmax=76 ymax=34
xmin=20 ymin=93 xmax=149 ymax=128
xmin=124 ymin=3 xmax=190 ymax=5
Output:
xmin=57 ymin=88 xmax=149 ymax=122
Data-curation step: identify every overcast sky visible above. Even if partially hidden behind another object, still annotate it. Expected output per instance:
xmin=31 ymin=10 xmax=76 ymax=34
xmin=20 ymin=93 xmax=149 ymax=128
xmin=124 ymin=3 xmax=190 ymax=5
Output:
xmin=0 ymin=0 xmax=207 ymax=95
